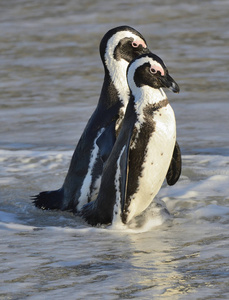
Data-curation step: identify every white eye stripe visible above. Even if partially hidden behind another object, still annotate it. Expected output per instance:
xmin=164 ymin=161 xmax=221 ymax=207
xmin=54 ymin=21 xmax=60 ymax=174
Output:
xmin=105 ymin=31 xmax=146 ymax=61
xmin=104 ymin=30 xmax=147 ymax=107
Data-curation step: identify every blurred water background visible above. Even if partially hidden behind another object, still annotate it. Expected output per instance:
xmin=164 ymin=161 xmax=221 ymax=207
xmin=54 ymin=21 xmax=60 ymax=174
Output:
xmin=0 ymin=1 xmax=229 ymax=299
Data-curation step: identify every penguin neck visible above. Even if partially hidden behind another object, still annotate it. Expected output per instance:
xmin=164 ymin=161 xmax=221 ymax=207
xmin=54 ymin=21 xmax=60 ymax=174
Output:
xmin=133 ymin=86 xmax=167 ymax=112
xmin=105 ymin=58 xmax=130 ymax=108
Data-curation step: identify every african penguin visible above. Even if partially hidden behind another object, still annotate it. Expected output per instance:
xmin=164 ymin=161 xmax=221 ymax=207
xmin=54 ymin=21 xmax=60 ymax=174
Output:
xmin=32 ymin=26 xmax=151 ymax=212
xmin=81 ymin=53 xmax=180 ymax=226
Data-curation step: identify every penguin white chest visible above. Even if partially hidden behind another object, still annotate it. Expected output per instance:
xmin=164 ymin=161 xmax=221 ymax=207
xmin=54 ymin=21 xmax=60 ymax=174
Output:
xmin=126 ymin=104 xmax=176 ymax=223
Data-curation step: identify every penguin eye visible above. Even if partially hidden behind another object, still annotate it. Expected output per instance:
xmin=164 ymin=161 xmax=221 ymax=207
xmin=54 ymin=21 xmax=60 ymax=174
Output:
xmin=150 ymin=68 xmax=157 ymax=74
xmin=150 ymin=64 xmax=165 ymax=76
xmin=132 ymin=41 xmax=138 ymax=48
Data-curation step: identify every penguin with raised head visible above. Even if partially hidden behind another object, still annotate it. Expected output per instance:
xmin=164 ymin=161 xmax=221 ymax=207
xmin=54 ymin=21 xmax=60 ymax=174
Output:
xmin=32 ymin=26 xmax=151 ymax=212
xmin=81 ymin=53 xmax=180 ymax=226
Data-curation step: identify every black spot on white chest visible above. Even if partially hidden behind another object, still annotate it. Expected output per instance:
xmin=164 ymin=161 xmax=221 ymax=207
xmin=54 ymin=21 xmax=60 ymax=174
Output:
xmin=125 ymin=115 xmax=155 ymax=205
xmin=124 ymin=103 xmax=176 ymax=210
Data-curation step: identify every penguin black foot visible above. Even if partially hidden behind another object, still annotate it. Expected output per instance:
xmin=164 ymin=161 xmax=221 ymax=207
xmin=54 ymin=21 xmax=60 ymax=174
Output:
xmin=80 ymin=202 xmax=101 ymax=226
xmin=31 ymin=188 xmax=64 ymax=210
xmin=80 ymin=202 xmax=112 ymax=226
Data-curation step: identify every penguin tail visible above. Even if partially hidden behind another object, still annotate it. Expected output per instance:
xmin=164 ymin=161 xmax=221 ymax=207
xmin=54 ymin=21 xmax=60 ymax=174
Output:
xmin=31 ymin=188 xmax=64 ymax=210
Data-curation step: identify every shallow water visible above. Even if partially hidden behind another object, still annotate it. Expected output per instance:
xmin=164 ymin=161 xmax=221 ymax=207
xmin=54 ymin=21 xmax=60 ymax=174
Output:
xmin=1 ymin=1 xmax=229 ymax=299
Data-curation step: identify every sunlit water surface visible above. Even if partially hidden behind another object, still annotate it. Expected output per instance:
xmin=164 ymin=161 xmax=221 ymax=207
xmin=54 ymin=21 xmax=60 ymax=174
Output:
xmin=1 ymin=1 xmax=229 ymax=299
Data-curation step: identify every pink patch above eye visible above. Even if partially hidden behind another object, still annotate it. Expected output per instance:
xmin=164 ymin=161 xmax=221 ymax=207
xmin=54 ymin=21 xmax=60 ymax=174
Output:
xmin=132 ymin=38 xmax=147 ymax=48
xmin=150 ymin=63 xmax=165 ymax=76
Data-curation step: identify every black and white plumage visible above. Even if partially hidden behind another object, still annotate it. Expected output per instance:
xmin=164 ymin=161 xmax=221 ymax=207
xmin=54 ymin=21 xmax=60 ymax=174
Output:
xmin=32 ymin=26 xmax=150 ymax=212
xmin=81 ymin=53 xmax=181 ymax=226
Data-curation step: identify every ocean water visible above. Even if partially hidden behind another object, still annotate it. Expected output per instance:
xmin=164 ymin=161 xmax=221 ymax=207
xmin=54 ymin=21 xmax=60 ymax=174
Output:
xmin=1 ymin=0 xmax=229 ymax=299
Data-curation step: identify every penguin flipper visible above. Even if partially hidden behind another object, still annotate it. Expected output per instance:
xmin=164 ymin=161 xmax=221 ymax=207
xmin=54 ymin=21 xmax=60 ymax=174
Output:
xmin=166 ymin=141 xmax=182 ymax=186
xmin=119 ymin=119 xmax=136 ymax=214
xmin=119 ymin=144 xmax=130 ymax=213
xmin=96 ymin=120 xmax=116 ymax=162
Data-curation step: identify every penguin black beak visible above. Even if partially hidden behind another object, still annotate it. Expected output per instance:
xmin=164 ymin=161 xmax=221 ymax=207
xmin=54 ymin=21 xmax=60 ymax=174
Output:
xmin=162 ymin=74 xmax=180 ymax=94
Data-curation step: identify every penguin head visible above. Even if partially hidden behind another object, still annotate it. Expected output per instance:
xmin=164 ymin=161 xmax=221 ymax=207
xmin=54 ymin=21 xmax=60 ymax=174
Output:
xmin=127 ymin=53 xmax=180 ymax=94
xmin=100 ymin=26 xmax=150 ymax=71
xmin=99 ymin=26 xmax=152 ymax=106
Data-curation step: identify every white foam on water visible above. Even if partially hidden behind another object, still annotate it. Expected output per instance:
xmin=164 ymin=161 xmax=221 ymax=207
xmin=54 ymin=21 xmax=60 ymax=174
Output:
xmin=0 ymin=210 xmax=19 ymax=224
xmin=0 ymin=221 xmax=36 ymax=232
xmin=1 ymin=151 xmax=229 ymax=230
